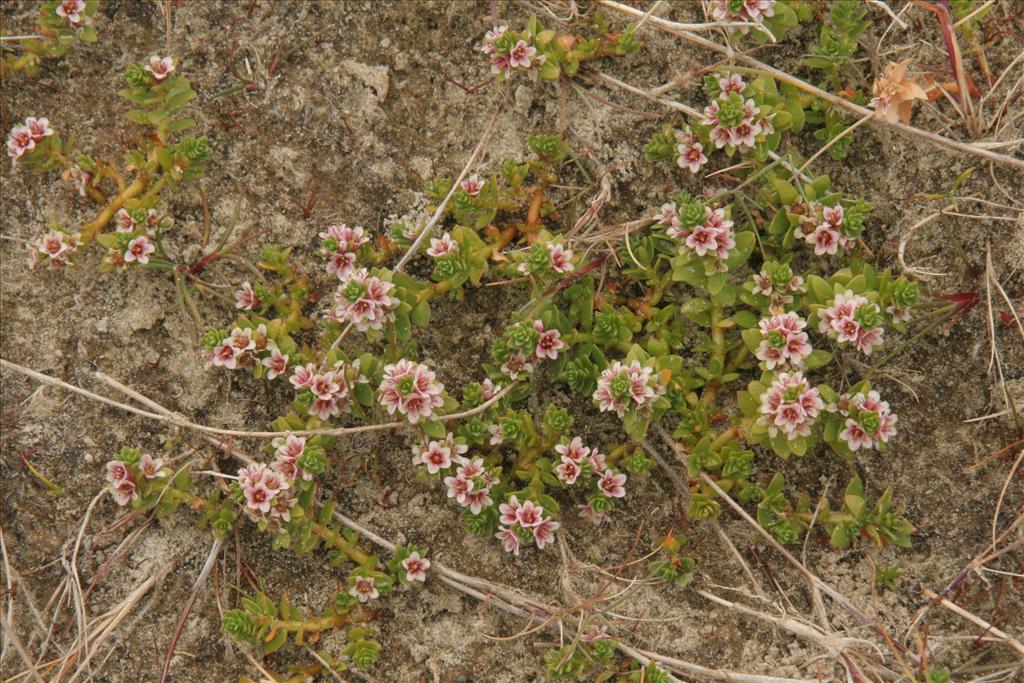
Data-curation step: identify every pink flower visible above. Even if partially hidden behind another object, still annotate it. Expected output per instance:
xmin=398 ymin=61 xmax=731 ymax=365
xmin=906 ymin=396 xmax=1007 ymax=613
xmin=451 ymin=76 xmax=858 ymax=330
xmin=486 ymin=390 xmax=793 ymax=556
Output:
xmin=320 ymin=224 xmax=368 ymax=278
xmin=532 ymin=518 xmax=560 ymax=549
xmin=378 ymin=359 xmax=444 ymax=423
xmin=309 ymin=397 xmax=340 ymax=421
xmin=234 ymin=281 xmax=261 ymax=310
xmin=333 ymin=268 xmax=399 ymax=332
xmin=55 ymin=0 xmax=86 ymax=26
xmin=480 ymin=25 xmax=508 ymax=54
xmin=270 ymin=495 xmax=297 ymax=522
xmin=499 ymin=496 xmax=522 ymax=526
xmin=6 ymin=125 xmax=35 ymax=158
xmin=464 ymin=489 xmax=493 ymax=514
xmin=310 ymin=372 xmax=341 ymax=401
xmin=593 ymin=360 xmax=662 ymax=417
xmin=752 ymin=268 xmax=805 ymax=306
xmin=838 ymin=390 xmax=897 ymax=451
xmin=588 ymin=449 xmax=608 ymax=473
xmin=654 ymin=202 xmax=681 ymax=229
xmin=480 ymin=378 xmax=500 ymax=401
xmin=819 ymin=290 xmax=885 ymax=356
xmin=261 ymin=348 xmax=289 ymax=379
xmin=144 ymin=55 xmax=175 ymax=81
xmin=123 ymin=236 xmax=155 ymax=265
xmin=228 ymin=326 xmax=256 ymax=352
xmin=349 ymin=576 xmax=378 ymax=602
xmin=426 ymin=232 xmax=458 ymax=258
xmin=756 ymin=313 xmax=812 ymax=369
xmin=554 ymin=436 xmax=590 ymax=463
xmin=598 ymin=470 xmax=627 ymax=498
xmin=515 ymin=499 xmax=545 ymax=528
xmin=508 ymin=40 xmax=537 ymax=69
xmin=460 ymin=174 xmax=484 ymax=196
xmin=210 ymin=342 xmax=239 ymax=369
xmin=807 ymin=224 xmax=841 ymax=256
xmin=139 ymin=453 xmax=165 ymax=479
xmin=243 ymin=482 xmax=273 ymax=514
xmin=500 ymin=351 xmax=533 ymax=380
xmin=718 ymin=73 xmax=747 ymax=96
xmin=106 ymin=460 xmax=129 ymax=483
xmin=495 ymin=526 xmax=521 ymax=555
xmin=115 ymin=209 xmax=136 ymax=234
xmin=581 ymin=624 xmax=609 ymax=646
xmin=289 ymin=363 xmax=316 ymax=390
xmin=548 ymin=243 xmax=574 ymax=273
xmin=415 ymin=438 xmax=453 ymax=474
xmin=24 ymin=117 xmax=53 ymax=142
xmin=686 ymin=225 xmax=719 ymax=257
xmin=111 ymin=479 xmax=137 ymax=506
xmin=402 ymin=552 xmax=430 ymax=582
xmin=63 ymin=165 xmax=93 ymax=196
xmin=532 ymin=320 xmax=564 ymax=360
xmin=577 ymin=503 xmax=611 ymax=524
xmin=677 ymin=141 xmax=708 ymax=173
xmin=757 ymin=371 xmax=824 ymax=439
xmin=555 ymin=456 xmax=581 ymax=485
xmin=30 ymin=230 xmax=79 ymax=268
xmin=821 ymin=204 xmax=844 ymax=228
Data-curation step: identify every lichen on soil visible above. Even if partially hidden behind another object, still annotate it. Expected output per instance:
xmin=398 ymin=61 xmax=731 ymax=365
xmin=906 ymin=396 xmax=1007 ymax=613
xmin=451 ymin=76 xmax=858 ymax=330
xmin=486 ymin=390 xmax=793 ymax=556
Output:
xmin=1 ymin=1 xmax=1022 ymax=682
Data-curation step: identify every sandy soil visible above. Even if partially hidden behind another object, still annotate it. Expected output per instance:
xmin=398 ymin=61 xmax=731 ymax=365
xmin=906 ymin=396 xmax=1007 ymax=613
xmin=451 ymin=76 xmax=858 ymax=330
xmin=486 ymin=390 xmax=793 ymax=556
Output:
xmin=2 ymin=1 xmax=1022 ymax=681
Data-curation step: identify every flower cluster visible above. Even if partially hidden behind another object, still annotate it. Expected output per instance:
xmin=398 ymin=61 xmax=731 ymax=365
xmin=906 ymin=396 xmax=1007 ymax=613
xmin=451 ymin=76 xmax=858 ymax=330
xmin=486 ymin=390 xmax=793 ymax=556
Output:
xmin=702 ymin=88 xmax=773 ymax=151
xmin=237 ymin=462 xmax=294 ymax=522
xmin=593 ymin=360 xmax=664 ymax=418
xmin=758 ymin=371 xmax=824 ymax=439
xmin=518 ymin=242 xmax=574 ymax=276
xmin=332 ymin=269 xmax=400 ymax=332
xmin=28 ymin=229 xmax=80 ymax=268
xmin=837 ymin=390 xmax=897 ymax=451
xmin=100 ymin=208 xmax=173 ymax=268
xmin=657 ymin=198 xmax=737 ymax=272
xmin=443 ymin=457 xmax=500 ymax=515
xmin=793 ymin=203 xmax=852 ymax=256
xmin=320 ymin=224 xmax=369 ymax=278
xmin=291 ymin=359 xmax=369 ymax=421
xmin=208 ymin=324 xmax=292 ymax=379
xmin=752 ymin=262 xmax=805 ymax=307
xmin=818 ymin=290 xmax=884 ymax=355
xmin=378 ymin=359 xmax=444 ymax=423
xmin=554 ymin=436 xmax=628 ymax=499
xmin=105 ymin=452 xmax=166 ymax=506
xmin=495 ymin=496 xmax=560 ymax=555
xmin=6 ymin=116 xmax=53 ymax=158
xmin=755 ymin=312 xmax=812 ymax=369
xmin=413 ymin=432 xmax=468 ymax=474
xmin=481 ymin=25 xmax=541 ymax=77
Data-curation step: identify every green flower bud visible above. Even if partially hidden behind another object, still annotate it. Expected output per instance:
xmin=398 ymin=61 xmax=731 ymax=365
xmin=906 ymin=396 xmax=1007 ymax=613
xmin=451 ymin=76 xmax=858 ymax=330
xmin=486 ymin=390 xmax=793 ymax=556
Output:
xmin=124 ymin=63 xmax=149 ymax=87
xmin=202 ymin=328 xmax=227 ymax=350
xmin=892 ymin=278 xmax=919 ymax=308
xmin=297 ymin=446 xmax=326 ymax=475
xmin=716 ymin=93 xmax=746 ymax=128
xmin=678 ymin=201 xmax=706 ymax=228
xmin=542 ymin=405 xmax=573 ymax=435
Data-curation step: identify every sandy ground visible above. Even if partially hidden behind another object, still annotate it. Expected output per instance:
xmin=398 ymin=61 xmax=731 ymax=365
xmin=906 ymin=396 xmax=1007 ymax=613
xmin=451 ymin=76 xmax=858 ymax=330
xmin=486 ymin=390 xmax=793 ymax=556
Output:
xmin=2 ymin=1 xmax=1023 ymax=681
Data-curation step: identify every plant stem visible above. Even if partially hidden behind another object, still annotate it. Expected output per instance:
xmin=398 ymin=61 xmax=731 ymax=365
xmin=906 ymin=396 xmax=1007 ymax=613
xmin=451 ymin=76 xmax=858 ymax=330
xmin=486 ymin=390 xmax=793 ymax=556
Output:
xmin=80 ymin=175 xmax=149 ymax=244
xmin=308 ymin=521 xmax=372 ymax=566
xmin=702 ymin=300 xmax=728 ymax=406
xmin=710 ymin=427 xmax=739 ymax=451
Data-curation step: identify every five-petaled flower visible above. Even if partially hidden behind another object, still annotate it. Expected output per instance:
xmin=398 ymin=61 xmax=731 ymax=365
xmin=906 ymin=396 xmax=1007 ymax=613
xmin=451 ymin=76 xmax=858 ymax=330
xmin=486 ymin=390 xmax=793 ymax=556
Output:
xmin=145 ymin=55 xmax=176 ymax=81
xmin=124 ymin=236 xmax=155 ymax=265
xmin=234 ymin=281 xmax=261 ymax=310
xmin=508 ymin=40 xmax=537 ymax=69
xmin=55 ymin=0 xmax=87 ymax=26
xmin=532 ymin=320 xmax=564 ymax=360
xmin=261 ymin=348 xmax=289 ymax=379
xmin=460 ymin=174 xmax=484 ymax=196
xmin=547 ymin=243 xmax=574 ymax=273
xmin=402 ymin=552 xmax=431 ymax=582
xmin=378 ymin=359 xmax=444 ymax=423
xmin=598 ymin=470 xmax=628 ymax=498
xmin=349 ymin=576 xmax=379 ymax=602
xmin=139 ymin=453 xmax=166 ymax=480
xmin=426 ymin=232 xmax=458 ymax=258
